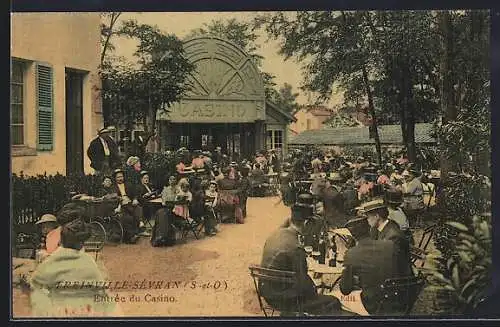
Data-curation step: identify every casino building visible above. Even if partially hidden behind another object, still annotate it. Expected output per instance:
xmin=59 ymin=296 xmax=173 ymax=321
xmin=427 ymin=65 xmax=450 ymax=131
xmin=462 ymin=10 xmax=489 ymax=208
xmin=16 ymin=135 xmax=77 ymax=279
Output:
xmin=156 ymin=36 xmax=296 ymax=158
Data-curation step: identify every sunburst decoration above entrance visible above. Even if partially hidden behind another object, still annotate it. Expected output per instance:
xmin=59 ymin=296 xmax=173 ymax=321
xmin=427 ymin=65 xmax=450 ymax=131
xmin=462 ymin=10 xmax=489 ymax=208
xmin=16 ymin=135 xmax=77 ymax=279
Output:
xmin=182 ymin=36 xmax=265 ymax=100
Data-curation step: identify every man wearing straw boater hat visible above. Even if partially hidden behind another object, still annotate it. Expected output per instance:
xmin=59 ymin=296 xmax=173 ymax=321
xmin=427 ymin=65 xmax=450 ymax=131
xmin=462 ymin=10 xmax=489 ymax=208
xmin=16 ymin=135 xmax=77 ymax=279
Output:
xmin=363 ymin=198 xmax=412 ymax=276
xmin=87 ymin=127 xmax=121 ymax=175
xmin=330 ymin=198 xmax=413 ymax=316
xmin=260 ymin=198 xmax=345 ymax=316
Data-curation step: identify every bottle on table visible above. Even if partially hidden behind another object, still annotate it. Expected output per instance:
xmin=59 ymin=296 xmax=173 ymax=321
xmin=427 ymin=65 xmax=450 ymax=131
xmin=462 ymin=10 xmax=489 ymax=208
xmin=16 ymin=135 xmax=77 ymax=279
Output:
xmin=328 ymin=235 xmax=337 ymax=267
xmin=312 ymin=234 xmax=319 ymax=252
xmin=318 ymin=232 xmax=326 ymax=264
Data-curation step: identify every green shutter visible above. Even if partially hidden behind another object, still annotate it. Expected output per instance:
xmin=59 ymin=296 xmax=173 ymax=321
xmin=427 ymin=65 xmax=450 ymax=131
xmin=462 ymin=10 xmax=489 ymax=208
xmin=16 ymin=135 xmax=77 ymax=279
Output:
xmin=36 ymin=64 xmax=53 ymax=150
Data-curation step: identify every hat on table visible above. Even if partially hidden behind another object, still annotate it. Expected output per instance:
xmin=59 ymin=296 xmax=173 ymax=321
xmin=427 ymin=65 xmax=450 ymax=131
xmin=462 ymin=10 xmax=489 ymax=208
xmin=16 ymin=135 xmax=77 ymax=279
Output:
xmin=36 ymin=214 xmax=57 ymax=225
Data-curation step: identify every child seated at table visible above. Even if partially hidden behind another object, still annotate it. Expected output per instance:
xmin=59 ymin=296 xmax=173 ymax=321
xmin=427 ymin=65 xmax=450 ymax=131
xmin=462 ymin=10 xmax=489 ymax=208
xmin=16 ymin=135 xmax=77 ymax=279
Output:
xmin=161 ymin=176 xmax=178 ymax=206
xmin=172 ymin=178 xmax=193 ymax=223
xmin=205 ymin=181 xmax=219 ymax=208
xmin=204 ymin=181 xmax=219 ymax=235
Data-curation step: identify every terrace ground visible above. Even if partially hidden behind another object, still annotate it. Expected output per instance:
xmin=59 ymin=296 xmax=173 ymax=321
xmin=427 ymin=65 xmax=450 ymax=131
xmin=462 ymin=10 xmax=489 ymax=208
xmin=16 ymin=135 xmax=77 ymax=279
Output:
xmin=13 ymin=196 xmax=438 ymax=317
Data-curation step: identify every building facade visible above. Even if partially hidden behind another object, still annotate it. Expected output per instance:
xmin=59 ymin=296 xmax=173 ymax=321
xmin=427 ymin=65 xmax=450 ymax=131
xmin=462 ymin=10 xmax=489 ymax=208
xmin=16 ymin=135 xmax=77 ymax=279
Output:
xmin=11 ymin=12 xmax=102 ymax=176
xmin=289 ymin=105 xmax=335 ymax=135
xmin=156 ymin=36 xmax=295 ymax=158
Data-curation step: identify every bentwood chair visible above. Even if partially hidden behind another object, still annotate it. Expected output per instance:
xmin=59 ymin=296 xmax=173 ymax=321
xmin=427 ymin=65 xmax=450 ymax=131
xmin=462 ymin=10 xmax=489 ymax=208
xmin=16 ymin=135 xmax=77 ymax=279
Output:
xmin=374 ymin=272 xmax=426 ymax=315
xmin=248 ymin=264 xmax=307 ymax=317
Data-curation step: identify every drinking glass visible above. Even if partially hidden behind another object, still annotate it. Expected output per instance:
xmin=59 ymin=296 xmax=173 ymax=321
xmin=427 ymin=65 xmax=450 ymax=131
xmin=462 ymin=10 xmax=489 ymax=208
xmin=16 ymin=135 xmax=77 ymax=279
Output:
xmin=304 ymin=246 xmax=313 ymax=257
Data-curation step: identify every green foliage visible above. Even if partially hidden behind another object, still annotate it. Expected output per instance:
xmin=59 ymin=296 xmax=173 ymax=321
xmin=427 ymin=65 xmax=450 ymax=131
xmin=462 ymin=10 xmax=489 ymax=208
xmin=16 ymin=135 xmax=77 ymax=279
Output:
xmin=100 ymin=19 xmax=195 ymax=133
xmin=270 ymin=83 xmax=300 ymax=113
xmin=423 ymin=214 xmax=492 ymax=314
xmin=12 ymin=172 xmax=103 ymax=228
xmin=323 ymin=113 xmax=363 ymax=128
xmin=141 ymin=152 xmax=177 ymax=189
xmin=187 ymin=18 xmax=263 ymax=64
xmin=256 ymin=10 xmax=490 ymax=165
xmin=426 ymin=171 xmax=491 ymax=314
xmin=11 ymin=153 xmax=178 ymax=230
xmin=435 ymin=10 xmax=490 ymax=176
xmin=100 ymin=12 xmax=122 ymax=65
xmin=415 ymin=145 xmax=440 ymax=171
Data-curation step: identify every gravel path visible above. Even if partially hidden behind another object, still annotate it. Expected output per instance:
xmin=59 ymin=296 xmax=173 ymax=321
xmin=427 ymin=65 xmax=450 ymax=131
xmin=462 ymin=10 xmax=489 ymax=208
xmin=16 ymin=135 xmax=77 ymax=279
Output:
xmin=97 ymin=196 xmax=288 ymax=317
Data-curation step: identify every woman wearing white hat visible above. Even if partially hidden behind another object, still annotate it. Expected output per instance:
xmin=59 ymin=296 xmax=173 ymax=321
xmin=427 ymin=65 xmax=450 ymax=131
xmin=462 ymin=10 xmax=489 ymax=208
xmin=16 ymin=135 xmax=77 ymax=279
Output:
xmin=35 ymin=214 xmax=61 ymax=261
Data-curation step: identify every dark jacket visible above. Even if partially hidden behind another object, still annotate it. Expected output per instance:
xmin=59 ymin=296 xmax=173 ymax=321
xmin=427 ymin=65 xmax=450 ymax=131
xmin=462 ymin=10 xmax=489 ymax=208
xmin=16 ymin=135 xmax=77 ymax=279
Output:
xmin=371 ymin=219 xmax=412 ymax=277
xmin=217 ymin=177 xmax=238 ymax=191
xmin=339 ymin=239 xmax=400 ymax=314
xmin=250 ymin=168 xmax=267 ymax=185
xmin=260 ymin=226 xmax=317 ymax=310
xmin=238 ymin=176 xmax=251 ymax=196
xmin=323 ymin=186 xmax=346 ymax=228
xmin=113 ymin=182 xmax=138 ymax=200
xmin=124 ymin=166 xmax=142 ymax=187
xmin=190 ymin=189 xmax=206 ymax=219
xmin=87 ymin=136 xmax=120 ymax=171
xmin=94 ymin=186 xmax=117 ymax=198
xmin=137 ymin=183 xmax=157 ymax=205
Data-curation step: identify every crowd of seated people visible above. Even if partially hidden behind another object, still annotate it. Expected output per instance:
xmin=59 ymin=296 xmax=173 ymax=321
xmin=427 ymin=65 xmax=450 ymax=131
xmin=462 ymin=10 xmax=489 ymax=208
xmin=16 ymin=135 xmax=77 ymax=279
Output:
xmin=278 ymin=147 xmax=439 ymax=232
xmin=73 ymin=147 xmax=282 ymax=247
xmin=258 ymin=146 xmax=433 ymax=316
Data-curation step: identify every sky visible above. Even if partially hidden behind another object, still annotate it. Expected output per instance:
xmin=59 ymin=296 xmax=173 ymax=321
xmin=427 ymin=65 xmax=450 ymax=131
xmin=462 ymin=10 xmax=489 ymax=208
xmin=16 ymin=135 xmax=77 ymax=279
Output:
xmin=109 ymin=12 xmax=343 ymax=107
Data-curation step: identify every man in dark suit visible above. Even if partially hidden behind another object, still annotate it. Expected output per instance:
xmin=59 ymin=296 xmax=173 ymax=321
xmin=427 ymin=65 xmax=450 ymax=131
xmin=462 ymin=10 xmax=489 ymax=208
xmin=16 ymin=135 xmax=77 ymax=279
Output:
xmin=87 ymin=127 xmax=121 ymax=175
xmin=336 ymin=238 xmax=400 ymax=315
xmin=112 ymin=169 xmax=141 ymax=243
xmin=311 ymin=177 xmax=346 ymax=228
xmin=260 ymin=204 xmax=343 ymax=316
xmin=365 ymin=199 xmax=413 ymax=277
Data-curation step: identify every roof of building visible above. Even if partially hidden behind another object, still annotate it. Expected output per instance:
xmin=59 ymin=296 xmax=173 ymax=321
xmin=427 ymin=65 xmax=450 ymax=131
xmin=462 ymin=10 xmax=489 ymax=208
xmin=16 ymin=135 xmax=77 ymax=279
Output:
xmin=266 ymin=100 xmax=297 ymax=123
xmin=302 ymin=105 xmax=335 ymax=117
xmin=289 ymin=123 xmax=436 ymax=145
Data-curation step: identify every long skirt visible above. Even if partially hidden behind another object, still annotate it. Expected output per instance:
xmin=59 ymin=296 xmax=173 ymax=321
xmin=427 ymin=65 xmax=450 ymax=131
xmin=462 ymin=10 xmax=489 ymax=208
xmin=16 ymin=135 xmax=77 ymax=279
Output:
xmin=150 ymin=208 xmax=175 ymax=247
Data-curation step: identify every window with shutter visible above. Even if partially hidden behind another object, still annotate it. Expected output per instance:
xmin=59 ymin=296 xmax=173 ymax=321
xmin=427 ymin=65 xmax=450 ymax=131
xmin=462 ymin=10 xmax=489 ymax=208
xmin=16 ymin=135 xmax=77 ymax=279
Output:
xmin=11 ymin=60 xmax=25 ymax=145
xmin=36 ymin=64 xmax=53 ymax=150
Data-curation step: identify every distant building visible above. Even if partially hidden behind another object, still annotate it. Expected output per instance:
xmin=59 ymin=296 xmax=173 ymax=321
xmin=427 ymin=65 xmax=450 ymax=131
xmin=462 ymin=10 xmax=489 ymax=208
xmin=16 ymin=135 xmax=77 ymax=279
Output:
xmin=11 ymin=13 xmax=102 ymax=176
xmin=289 ymin=105 xmax=335 ymax=134
xmin=289 ymin=123 xmax=436 ymax=152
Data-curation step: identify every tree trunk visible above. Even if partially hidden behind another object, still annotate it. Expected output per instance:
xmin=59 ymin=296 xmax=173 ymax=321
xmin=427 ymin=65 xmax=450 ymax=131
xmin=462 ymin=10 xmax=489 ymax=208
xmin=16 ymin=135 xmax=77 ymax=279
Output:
xmin=362 ymin=65 xmax=382 ymax=166
xmin=100 ymin=13 xmax=121 ymax=66
xmin=438 ymin=10 xmax=456 ymax=183
xmin=403 ymin=63 xmax=417 ymax=164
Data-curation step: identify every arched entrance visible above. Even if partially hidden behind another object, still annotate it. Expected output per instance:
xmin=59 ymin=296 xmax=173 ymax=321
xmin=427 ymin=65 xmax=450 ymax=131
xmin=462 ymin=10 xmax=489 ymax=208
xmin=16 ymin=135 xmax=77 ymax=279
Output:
xmin=157 ymin=36 xmax=266 ymax=158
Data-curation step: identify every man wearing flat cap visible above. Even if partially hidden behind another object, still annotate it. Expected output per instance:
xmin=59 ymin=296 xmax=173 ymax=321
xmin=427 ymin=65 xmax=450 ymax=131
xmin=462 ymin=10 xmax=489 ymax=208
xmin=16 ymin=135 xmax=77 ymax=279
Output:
xmin=87 ymin=127 xmax=120 ymax=176
xmin=260 ymin=203 xmax=344 ymax=316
